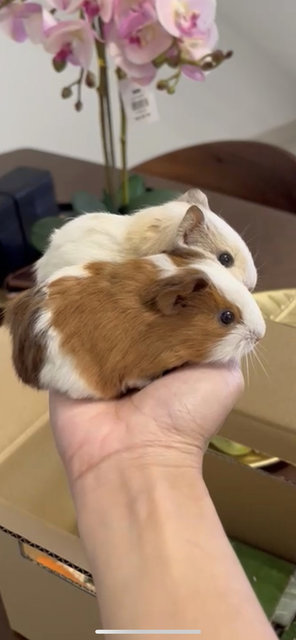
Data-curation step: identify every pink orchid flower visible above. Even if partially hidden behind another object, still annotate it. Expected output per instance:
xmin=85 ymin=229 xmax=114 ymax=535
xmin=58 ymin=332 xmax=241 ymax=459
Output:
xmin=46 ymin=0 xmax=114 ymax=22
xmin=114 ymin=0 xmax=156 ymax=38
xmin=44 ymin=19 xmax=95 ymax=69
xmin=0 ymin=3 xmax=54 ymax=44
xmin=156 ymin=0 xmax=216 ymax=39
xmin=112 ymin=0 xmax=173 ymax=65
xmin=107 ymin=24 xmax=156 ymax=85
xmin=180 ymin=21 xmax=218 ymax=80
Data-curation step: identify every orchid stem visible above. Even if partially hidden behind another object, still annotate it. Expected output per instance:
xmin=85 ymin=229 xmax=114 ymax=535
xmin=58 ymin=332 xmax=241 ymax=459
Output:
xmin=77 ymin=68 xmax=84 ymax=103
xmin=120 ymin=96 xmax=129 ymax=208
xmin=96 ymin=39 xmax=116 ymax=208
xmin=104 ymin=64 xmax=116 ymax=171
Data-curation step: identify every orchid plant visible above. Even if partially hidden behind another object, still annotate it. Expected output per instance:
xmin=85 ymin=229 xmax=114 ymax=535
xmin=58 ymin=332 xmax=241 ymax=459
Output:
xmin=1 ymin=0 xmax=232 ymax=242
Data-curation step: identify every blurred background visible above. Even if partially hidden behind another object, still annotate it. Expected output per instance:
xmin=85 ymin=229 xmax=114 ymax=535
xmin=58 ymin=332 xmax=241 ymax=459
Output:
xmin=1 ymin=0 xmax=296 ymax=166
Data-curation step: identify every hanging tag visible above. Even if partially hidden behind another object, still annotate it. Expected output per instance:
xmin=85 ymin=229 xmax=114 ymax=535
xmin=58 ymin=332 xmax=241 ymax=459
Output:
xmin=120 ymin=80 xmax=159 ymax=125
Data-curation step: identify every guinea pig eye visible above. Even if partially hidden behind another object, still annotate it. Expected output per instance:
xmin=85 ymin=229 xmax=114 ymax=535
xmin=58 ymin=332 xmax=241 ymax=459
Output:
xmin=218 ymin=252 xmax=234 ymax=268
xmin=219 ymin=310 xmax=235 ymax=326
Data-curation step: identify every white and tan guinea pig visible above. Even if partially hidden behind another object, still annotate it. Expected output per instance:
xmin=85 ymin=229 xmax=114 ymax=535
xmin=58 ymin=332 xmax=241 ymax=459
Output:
xmin=7 ymin=254 xmax=265 ymax=400
xmin=35 ymin=189 xmax=257 ymax=291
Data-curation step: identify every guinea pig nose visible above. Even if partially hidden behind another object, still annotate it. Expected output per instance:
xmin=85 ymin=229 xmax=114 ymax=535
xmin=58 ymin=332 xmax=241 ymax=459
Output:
xmin=243 ymin=279 xmax=255 ymax=292
xmin=252 ymin=326 xmax=265 ymax=342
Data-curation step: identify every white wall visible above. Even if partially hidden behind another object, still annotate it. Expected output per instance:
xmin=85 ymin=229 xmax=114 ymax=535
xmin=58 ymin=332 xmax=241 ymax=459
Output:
xmin=1 ymin=0 xmax=296 ymax=167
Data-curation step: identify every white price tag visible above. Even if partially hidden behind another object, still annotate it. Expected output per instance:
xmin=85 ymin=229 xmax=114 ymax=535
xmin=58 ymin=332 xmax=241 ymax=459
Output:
xmin=120 ymin=80 xmax=159 ymax=125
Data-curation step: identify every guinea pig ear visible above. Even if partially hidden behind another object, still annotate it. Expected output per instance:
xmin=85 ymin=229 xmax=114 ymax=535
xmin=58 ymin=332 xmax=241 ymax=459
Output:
xmin=176 ymin=205 xmax=205 ymax=246
xmin=143 ymin=271 xmax=209 ymax=316
xmin=177 ymin=188 xmax=209 ymax=209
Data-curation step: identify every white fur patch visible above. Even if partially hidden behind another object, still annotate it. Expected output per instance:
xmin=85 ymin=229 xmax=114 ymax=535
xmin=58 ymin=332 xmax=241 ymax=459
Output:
xmin=35 ymin=212 xmax=129 ymax=284
xmin=34 ymin=308 xmax=52 ymax=337
xmin=45 ymin=264 xmax=88 ymax=285
xmin=195 ymin=259 xmax=265 ymax=338
xmin=39 ymin=323 xmax=94 ymax=399
xmin=205 ymin=325 xmax=255 ymax=365
xmin=204 ymin=208 xmax=257 ymax=291
xmin=147 ymin=254 xmax=176 ymax=276
xmin=34 ymin=285 xmax=96 ymax=399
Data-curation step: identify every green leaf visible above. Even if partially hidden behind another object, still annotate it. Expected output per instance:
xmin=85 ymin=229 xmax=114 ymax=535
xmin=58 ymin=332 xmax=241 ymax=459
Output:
xmin=117 ymin=174 xmax=145 ymax=207
xmin=282 ymin=621 xmax=296 ymax=639
xmin=231 ymin=539 xmax=295 ymax=619
xmin=71 ymin=191 xmax=108 ymax=215
xmin=30 ymin=217 xmax=67 ymax=254
xmin=128 ymin=188 xmax=180 ymax=212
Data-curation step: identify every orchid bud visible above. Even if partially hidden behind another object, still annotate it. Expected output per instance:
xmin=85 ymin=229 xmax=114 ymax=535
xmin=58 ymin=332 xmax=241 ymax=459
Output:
xmin=166 ymin=56 xmax=179 ymax=68
xmin=61 ymin=87 xmax=72 ymax=99
xmin=52 ymin=58 xmax=66 ymax=73
xmin=156 ymin=80 xmax=167 ymax=91
xmin=75 ymin=100 xmax=83 ymax=112
xmin=85 ymin=71 xmax=96 ymax=88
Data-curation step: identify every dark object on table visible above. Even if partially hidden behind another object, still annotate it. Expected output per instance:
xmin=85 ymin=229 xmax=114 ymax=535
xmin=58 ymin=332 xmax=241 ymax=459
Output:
xmin=0 ymin=167 xmax=58 ymax=283
xmin=135 ymin=140 xmax=296 ymax=214
xmin=0 ymin=194 xmax=25 ymax=284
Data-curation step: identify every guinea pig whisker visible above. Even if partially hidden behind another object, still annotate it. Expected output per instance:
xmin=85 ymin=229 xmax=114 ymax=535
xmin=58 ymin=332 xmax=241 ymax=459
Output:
xmin=254 ymin=261 xmax=267 ymax=274
xmin=251 ymin=248 xmax=260 ymax=262
xmin=256 ymin=344 xmax=269 ymax=371
xmin=240 ymin=224 xmax=251 ymax=239
xmin=253 ymin=347 xmax=269 ymax=379
xmin=256 ymin=342 xmax=267 ymax=364
xmin=257 ymin=346 xmax=268 ymax=365
xmin=249 ymin=351 xmax=256 ymax=374
xmin=245 ymin=352 xmax=250 ymax=387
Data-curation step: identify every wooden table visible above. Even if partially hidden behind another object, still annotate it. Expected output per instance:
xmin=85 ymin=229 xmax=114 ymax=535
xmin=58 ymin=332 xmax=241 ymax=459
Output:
xmin=0 ymin=148 xmax=295 ymax=291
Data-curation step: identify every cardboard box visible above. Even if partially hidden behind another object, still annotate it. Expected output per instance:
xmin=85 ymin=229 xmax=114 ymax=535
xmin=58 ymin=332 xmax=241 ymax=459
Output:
xmin=221 ymin=318 xmax=296 ymax=466
xmin=0 ymin=316 xmax=296 ymax=639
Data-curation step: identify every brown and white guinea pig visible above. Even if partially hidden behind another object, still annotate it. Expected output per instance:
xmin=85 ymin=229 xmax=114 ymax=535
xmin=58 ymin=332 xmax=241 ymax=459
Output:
xmin=7 ymin=254 xmax=265 ymax=400
xmin=35 ymin=189 xmax=257 ymax=291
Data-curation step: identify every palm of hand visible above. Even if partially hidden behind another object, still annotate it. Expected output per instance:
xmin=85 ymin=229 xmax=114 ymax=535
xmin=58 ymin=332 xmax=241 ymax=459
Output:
xmin=49 ymin=364 xmax=243 ymax=484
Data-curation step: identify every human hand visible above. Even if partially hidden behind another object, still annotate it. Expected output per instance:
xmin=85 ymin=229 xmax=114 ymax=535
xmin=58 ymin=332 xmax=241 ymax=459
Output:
xmin=49 ymin=363 xmax=243 ymax=486
xmin=50 ymin=366 xmax=269 ymax=640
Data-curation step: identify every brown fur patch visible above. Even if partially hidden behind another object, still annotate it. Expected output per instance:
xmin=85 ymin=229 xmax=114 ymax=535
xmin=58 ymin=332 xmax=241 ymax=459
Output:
xmin=46 ymin=258 xmax=241 ymax=399
xmin=5 ymin=289 xmax=45 ymax=387
xmin=169 ymin=250 xmax=204 ymax=268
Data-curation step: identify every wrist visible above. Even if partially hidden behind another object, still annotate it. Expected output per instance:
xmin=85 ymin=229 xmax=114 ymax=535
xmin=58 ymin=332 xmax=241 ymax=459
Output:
xmin=72 ymin=441 xmax=205 ymax=508
xmin=71 ymin=443 xmax=206 ymax=549
xmin=72 ymin=448 xmax=209 ymax=627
